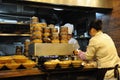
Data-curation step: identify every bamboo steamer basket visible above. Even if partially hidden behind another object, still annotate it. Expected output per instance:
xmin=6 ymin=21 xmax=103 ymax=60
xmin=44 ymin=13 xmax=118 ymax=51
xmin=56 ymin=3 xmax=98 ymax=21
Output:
xmin=0 ymin=64 xmax=4 ymax=69
xmin=43 ymin=27 xmax=50 ymax=33
xmin=60 ymin=26 xmax=68 ymax=32
xmin=12 ymin=55 xmax=28 ymax=63
xmin=44 ymin=61 xmax=58 ymax=69
xmin=71 ymin=60 xmax=82 ymax=68
xmin=31 ymin=16 xmax=39 ymax=23
xmin=51 ymin=39 xmax=60 ymax=43
xmin=44 ymin=60 xmax=59 ymax=69
xmin=31 ymin=39 xmax=43 ymax=43
xmin=60 ymin=39 xmax=68 ymax=43
xmin=43 ymin=33 xmax=50 ymax=37
xmin=5 ymin=63 xmax=21 ymax=70
xmin=32 ymin=24 xmax=43 ymax=31
xmin=51 ymin=28 xmax=58 ymax=33
xmin=0 ymin=56 xmax=12 ymax=64
xmin=22 ymin=60 xmax=36 ymax=69
xmin=31 ymin=32 xmax=42 ymax=39
xmin=59 ymin=60 xmax=71 ymax=69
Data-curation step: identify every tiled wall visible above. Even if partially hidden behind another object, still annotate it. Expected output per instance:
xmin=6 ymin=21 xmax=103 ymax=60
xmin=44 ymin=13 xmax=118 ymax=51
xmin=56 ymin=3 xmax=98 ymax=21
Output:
xmin=102 ymin=0 xmax=120 ymax=56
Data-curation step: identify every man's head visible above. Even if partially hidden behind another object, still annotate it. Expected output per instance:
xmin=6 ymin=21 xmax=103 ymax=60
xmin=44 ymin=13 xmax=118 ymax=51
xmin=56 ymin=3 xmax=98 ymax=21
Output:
xmin=88 ymin=19 xmax=103 ymax=37
xmin=68 ymin=34 xmax=73 ymax=40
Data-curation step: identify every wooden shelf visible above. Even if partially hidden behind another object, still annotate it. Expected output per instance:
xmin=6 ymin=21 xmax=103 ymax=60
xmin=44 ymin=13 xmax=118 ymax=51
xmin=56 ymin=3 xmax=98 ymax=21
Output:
xmin=0 ymin=33 xmax=31 ymax=36
xmin=0 ymin=22 xmax=29 ymax=26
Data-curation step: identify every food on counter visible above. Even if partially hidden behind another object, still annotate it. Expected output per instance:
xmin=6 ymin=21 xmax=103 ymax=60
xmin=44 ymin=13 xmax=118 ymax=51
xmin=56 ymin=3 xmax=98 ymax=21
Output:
xmin=50 ymin=59 xmax=60 ymax=63
xmin=82 ymin=61 xmax=97 ymax=68
xmin=12 ymin=55 xmax=28 ymax=63
xmin=44 ymin=61 xmax=57 ymax=69
xmin=22 ymin=60 xmax=37 ymax=69
xmin=12 ymin=55 xmax=27 ymax=58
xmin=59 ymin=60 xmax=71 ymax=68
xmin=44 ymin=59 xmax=60 ymax=69
xmin=0 ymin=56 xmax=12 ymax=64
xmin=0 ymin=64 xmax=4 ymax=69
xmin=71 ymin=60 xmax=82 ymax=68
xmin=0 ymin=55 xmax=36 ymax=70
xmin=43 ymin=59 xmax=97 ymax=69
xmin=5 ymin=62 xmax=21 ymax=70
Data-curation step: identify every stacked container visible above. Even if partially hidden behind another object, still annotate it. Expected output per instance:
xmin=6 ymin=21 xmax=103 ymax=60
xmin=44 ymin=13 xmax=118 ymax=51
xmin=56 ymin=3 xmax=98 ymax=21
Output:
xmin=30 ymin=16 xmax=69 ymax=43
xmin=51 ymin=26 xmax=60 ymax=43
xmin=30 ymin=16 xmax=47 ymax=43
xmin=60 ymin=26 xmax=68 ymax=43
xmin=43 ymin=27 xmax=51 ymax=43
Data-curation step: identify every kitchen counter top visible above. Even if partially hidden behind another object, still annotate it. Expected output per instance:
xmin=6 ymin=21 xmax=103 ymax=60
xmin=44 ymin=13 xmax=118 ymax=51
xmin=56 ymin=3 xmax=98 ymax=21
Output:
xmin=0 ymin=68 xmax=44 ymax=78
xmin=0 ymin=67 xmax=97 ymax=78
xmin=0 ymin=67 xmax=115 ymax=80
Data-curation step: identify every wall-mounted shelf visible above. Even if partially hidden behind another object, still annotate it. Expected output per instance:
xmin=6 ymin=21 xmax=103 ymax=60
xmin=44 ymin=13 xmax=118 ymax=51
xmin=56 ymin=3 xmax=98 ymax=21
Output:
xmin=0 ymin=22 xmax=30 ymax=35
xmin=0 ymin=33 xmax=31 ymax=36
xmin=0 ymin=22 xmax=29 ymax=26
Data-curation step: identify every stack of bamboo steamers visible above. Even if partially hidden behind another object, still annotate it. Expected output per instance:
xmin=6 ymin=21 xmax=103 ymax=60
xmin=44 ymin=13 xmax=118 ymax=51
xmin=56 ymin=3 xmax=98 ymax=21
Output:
xmin=30 ymin=16 xmax=69 ymax=43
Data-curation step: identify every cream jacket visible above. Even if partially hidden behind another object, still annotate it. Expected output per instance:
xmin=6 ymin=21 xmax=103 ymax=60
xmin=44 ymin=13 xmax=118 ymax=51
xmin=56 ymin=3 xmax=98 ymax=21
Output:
xmin=85 ymin=31 xmax=120 ymax=78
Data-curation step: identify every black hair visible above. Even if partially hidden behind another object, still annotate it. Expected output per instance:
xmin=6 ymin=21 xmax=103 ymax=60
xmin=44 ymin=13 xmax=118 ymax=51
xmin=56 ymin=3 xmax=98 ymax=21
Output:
xmin=89 ymin=19 xmax=103 ymax=31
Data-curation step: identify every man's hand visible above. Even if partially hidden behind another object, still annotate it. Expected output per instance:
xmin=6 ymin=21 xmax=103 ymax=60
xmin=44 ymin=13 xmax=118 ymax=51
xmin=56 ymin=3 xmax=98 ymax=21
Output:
xmin=73 ymin=49 xmax=86 ymax=60
xmin=73 ymin=49 xmax=81 ymax=55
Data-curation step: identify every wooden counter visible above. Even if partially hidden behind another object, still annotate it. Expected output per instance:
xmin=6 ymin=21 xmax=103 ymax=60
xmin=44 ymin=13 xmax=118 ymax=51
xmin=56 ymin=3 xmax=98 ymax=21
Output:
xmin=0 ymin=67 xmax=97 ymax=80
xmin=0 ymin=68 xmax=44 ymax=78
xmin=0 ymin=67 xmax=113 ymax=80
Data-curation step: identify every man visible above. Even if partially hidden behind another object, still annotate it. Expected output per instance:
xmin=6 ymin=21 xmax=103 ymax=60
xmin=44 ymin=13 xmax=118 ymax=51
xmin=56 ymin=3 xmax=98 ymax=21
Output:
xmin=74 ymin=20 xmax=120 ymax=80
xmin=64 ymin=23 xmax=80 ymax=50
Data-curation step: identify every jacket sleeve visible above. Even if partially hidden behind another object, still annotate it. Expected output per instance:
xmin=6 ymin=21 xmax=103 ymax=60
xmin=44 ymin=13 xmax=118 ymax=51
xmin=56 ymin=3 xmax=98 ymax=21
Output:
xmin=74 ymin=40 xmax=80 ymax=50
xmin=84 ymin=38 xmax=97 ymax=60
